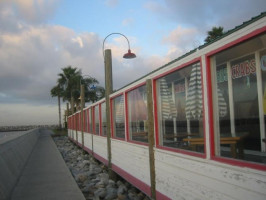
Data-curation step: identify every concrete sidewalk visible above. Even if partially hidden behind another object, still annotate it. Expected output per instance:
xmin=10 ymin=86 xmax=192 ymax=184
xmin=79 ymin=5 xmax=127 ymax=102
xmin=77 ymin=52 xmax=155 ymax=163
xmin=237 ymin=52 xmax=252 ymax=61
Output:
xmin=11 ymin=129 xmax=85 ymax=200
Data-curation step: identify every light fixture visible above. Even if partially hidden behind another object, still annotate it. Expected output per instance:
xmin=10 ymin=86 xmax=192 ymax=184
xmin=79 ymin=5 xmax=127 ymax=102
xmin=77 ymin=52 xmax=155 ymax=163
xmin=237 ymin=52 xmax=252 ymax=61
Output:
xmin=103 ymin=32 xmax=136 ymax=59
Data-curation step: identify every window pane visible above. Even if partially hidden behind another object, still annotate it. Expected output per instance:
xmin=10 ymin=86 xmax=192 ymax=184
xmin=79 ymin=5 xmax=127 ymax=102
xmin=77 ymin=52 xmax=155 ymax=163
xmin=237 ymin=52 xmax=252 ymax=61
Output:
xmin=101 ymin=102 xmax=107 ymax=136
xmin=113 ymin=95 xmax=125 ymax=139
xmin=156 ymin=62 xmax=204 ymax=153
xmin=127 ymin=85 xmax=148 ymax=143
xmin=213 ymin=34 xmax=266 ymax=163
xmin=88 ymin=108 xmax=92 ymax=133
xmin=94 ymin=105 xmax=100 ymax=135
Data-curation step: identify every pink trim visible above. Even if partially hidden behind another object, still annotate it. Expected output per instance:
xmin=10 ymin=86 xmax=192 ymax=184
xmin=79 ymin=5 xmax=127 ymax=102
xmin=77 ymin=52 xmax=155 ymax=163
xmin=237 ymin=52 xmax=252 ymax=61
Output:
xmin=93 ymin=152 xmax=108 ymax=166
xmin=153 ymin=58 xmax=206 ymax=158
xmin=157 ymin=145 xmax=206 ymax=158
xmin=127 ymin=140 xmax=149 ymax=146
xmin=112 ymin=164 xmax=151 ymax=197
xmin=156 ymin=191 xmax=171 ymax=200
xmin=84 ymin=146 xmax=93 ymax=154
xmin=206 ymin=28 xmax=266 ymax=171
xmin=125 ymin=82 xmax=146 ymax=93
xmin=153 ymin=57 xmax=201 ymax=80
xmin=125 ymin=89 xmax=129 ymax=141
xmin=206 ymin=27 xmax=266 ymax=57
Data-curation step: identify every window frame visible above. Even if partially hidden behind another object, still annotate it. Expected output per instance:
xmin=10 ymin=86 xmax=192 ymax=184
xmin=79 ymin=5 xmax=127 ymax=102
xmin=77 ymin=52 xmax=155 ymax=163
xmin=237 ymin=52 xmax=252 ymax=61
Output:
xmin=206 ymin=27 xmax=266 ymax=171
xmin=100 ymin=100 xmax=107 ymax=137
xmin=110 ymin=92 xmax=126 ymax=140
xmin=153 ymin=57 xmax=206 ymax=158
xmin=125 ymin=82 xmax=149 ymax=146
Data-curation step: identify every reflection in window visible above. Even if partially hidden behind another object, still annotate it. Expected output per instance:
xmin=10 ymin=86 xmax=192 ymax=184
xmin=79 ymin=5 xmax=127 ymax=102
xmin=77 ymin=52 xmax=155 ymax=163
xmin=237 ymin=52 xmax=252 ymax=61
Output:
xmin=88 ymin=108 xmax=92 ymax=133
xmin=112 ymin=95 xmax=125 ymax=139
xmin=127 ymin=85 xmax=148 ymax=143
xmin=94 ymin=105 xmax=100 ymax=135
xmin=101 ymin=102 xmax=107 ymax=136
xmin=156 ymin=62 xmax=204 ymax=153
xmin=212 ymin=34 xmax=266 ymax=164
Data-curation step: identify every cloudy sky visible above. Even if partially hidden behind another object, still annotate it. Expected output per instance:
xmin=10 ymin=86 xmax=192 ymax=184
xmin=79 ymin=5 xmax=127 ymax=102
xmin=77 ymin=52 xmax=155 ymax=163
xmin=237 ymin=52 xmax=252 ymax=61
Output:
xmin=0 ymin=0 xmax=265 ymax=126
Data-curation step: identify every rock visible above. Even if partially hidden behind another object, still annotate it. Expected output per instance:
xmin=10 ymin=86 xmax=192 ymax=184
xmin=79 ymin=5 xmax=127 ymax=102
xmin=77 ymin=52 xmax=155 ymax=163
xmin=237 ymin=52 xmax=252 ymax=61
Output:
xmin=53 ymin=136 xmax=150 ymax=200
xmin=99 ymin=173 xmax=109 ymax=185
xmin=94 ymin=188 xmax=106 ymax=198
xmin=75 ymin=173 xmax=88 ymax=182
xmin=117 ymin=184 xmax=128 ymax=195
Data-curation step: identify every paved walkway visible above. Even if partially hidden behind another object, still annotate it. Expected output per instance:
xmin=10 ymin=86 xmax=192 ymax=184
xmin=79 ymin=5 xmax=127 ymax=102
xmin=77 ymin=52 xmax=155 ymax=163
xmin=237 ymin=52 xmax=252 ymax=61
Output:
xmin=11 ymin=129 xmax=85 ymax=200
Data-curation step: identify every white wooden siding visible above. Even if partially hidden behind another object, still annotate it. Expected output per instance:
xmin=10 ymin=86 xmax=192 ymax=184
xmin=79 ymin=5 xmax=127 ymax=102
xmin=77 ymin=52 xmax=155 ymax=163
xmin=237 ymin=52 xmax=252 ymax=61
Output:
xmin=111 ymin=139 xmax=151 ymax=186
xmin=93 ymin=135 xmax=108 ymax=161
xmin=84 ymin=132 xmax=92 ymax=151
xmin=155 ymin=149 xmax=266 ymax=200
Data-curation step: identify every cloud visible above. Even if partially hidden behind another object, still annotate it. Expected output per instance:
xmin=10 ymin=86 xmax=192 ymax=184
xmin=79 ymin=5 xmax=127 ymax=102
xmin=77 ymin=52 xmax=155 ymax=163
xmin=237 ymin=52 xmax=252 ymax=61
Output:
xmin=145 ymin=0 xmax=266 ymax=31
xmin=122 ymin=18 xmax=134 ymax=26
xmin=105 ymin=0 xmax=119 ymax=8
xmin=161 ymin=26 xmax=203 ymax=59
xmin=0 ymin=0 xmax=60 ymax=25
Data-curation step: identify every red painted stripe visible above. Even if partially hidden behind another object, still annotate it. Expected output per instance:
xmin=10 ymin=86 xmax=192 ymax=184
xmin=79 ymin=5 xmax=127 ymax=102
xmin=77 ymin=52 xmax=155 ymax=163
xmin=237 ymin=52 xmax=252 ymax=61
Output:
xmin=112 ymin=164 xmax=151 ymax=197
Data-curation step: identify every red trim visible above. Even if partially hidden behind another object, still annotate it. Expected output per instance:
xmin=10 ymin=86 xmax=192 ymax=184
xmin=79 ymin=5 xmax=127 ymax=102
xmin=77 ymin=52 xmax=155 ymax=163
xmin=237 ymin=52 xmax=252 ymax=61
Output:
xmin=99 ymin=103 xmax=102 ymax=136
xmin=110 ymin=97 xmax=114 ymax=138
xmin=206 ymin=27 xmax=266 ymax=57
xmin=125 ymin=82 xmax=146 ymax=93
xmin=93 ymin=152 xmax=108 ymax=166
xmin=110 ymin=93 xmax=125 ymax=140
xmin=156 ymin=191 xmax=171 ymax=200
xmin=84 ymin=146 xmax=93 ymax=155
xmin=127 ymin=140 xmax=149 ymax=146
xmin=112 ymin=164 xmax=151 ymax=197
xmin=153 ymin=58 xmax=207 ymax=159
xmin=205 ymin=28 xmax=266 ymax=171
xmin=157 ymin=145 xmax=206 ymax=158
xmin=205 ymin=55 xmax=215 ymax=158
xmin=212 ymin=156 xmax=266 ymax=171
xmin=125 ymin=82 xmax=148 ymax=144
xmin=153 ymin=57 xmax=201 ymax=80
xmin=125 ymin=91 xmax=129 ymax=141
xmin=153 ymin=78 xmax=160 ymax=147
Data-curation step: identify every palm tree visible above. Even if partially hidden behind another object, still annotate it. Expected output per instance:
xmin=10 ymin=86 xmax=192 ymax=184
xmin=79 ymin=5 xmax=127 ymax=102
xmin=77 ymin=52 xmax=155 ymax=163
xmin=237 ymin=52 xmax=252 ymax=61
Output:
xmin=204 ymin=26 xmax=224 ymax=43
xmin=50 ymin=84 xmax=64 ymax=129
xmin=58 ymin=66 xmax=82 ymax=106
xmin=57 ymin=65 xmax=104 ymax=109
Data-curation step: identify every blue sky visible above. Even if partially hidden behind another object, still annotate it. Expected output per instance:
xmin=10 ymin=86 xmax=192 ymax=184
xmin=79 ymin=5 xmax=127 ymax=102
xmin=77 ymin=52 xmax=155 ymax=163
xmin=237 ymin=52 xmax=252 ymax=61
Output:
xmin=0 ymin=0 xmax=265 ymax=126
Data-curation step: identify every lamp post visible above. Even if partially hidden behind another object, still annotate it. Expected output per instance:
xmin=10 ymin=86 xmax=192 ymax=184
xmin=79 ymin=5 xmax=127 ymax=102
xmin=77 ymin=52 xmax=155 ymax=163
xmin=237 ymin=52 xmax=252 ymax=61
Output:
xmin=103 ymin=33 xmax=136 ymax=177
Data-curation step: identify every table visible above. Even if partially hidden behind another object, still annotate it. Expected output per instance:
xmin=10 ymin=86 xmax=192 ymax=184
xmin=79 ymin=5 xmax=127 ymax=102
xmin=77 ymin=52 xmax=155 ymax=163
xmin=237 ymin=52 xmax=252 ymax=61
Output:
xmin=183 ymin=134 xmax=248 ymax=158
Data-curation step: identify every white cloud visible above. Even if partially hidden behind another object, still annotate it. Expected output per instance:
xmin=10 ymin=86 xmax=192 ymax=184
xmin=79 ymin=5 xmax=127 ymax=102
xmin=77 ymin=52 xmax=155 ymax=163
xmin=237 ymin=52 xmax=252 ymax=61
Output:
xmin=122 ymin=18 xmax=134 ymax=26
xmin=105 ymin=0 xmax=119 ymax=7
xmin=145 ymin=0 xmax=266 ymax=31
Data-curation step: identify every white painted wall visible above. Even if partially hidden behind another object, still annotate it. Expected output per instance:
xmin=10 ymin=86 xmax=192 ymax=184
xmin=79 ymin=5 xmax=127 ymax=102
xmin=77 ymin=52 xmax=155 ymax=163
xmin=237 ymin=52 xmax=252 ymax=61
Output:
xmin=93 ymin=135 xmax=108 ymax=161
xmin=155 ymin=149 xmax=266 ymax=200
xmin=84 ymin=132 xmax=92 ymax=151
xmin=111 ymin=139 xmax=151 ymax=187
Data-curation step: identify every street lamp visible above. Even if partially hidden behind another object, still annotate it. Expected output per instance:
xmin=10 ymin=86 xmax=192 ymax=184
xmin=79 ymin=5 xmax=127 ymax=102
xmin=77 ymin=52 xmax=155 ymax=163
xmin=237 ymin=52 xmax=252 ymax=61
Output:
xmin=103 ymin=33 xmax=136 ymax=176
xmin=103 ymin=33 xmax=136 ymax=60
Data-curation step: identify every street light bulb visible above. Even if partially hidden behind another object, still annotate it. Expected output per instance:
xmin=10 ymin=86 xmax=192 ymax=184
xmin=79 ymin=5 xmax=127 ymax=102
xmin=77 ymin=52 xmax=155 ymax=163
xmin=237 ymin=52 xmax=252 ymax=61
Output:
xmin=123 ymin=49 xmax=136 ymax=59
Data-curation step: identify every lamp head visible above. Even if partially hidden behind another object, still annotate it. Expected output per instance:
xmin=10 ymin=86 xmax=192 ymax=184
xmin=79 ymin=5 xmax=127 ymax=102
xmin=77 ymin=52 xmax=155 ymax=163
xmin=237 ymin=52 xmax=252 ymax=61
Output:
xmin=123 ymin=49 xmax=136 ymax=59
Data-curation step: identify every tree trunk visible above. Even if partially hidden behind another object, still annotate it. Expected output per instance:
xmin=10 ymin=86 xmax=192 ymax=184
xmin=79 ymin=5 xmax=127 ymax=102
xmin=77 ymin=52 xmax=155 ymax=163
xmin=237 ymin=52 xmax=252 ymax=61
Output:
xmin=58 ymin=95 xmax=62 ymax=129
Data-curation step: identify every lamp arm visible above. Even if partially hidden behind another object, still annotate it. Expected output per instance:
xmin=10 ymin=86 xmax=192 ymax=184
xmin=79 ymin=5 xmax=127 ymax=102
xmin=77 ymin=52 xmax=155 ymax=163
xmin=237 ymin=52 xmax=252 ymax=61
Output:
xmin=102 ymin=32 xmax=131 ymax=58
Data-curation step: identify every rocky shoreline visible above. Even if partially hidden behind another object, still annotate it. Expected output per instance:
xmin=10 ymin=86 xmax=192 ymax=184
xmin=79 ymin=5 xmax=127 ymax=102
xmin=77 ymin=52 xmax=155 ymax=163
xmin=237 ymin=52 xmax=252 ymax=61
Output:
xmin=53 ymin=136 xmax=151 ymax=200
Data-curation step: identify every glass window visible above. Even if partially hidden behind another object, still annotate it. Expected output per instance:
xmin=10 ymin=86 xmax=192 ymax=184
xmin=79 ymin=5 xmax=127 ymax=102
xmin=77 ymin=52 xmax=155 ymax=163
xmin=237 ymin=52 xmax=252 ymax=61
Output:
xmin=127 ymin=85 xmax=148 ymax=143
xmin=94 ymin=105 xmax=100 ymax=135
xmin=101 ymin=102 xmax=107 ymax=136
xmin=112 ymin=95 xmax=125 ymax=139
xmin=156 ymin=62 xmax=204 ymax=153
xmin=88 ymin=108 xmax=92 ymax=133
xmin=212 ymin=33 xmax=266 ymax=164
